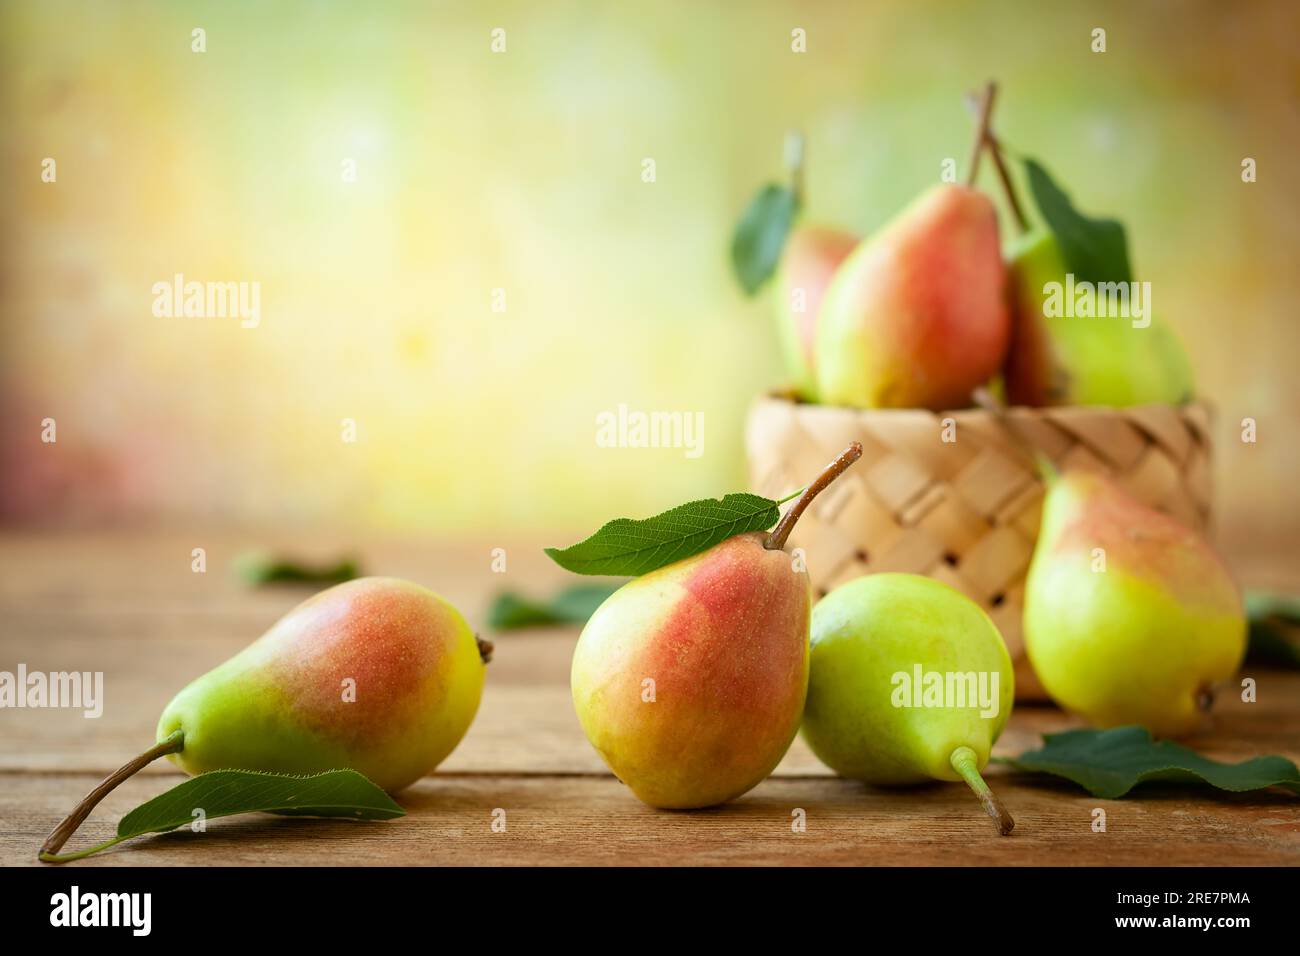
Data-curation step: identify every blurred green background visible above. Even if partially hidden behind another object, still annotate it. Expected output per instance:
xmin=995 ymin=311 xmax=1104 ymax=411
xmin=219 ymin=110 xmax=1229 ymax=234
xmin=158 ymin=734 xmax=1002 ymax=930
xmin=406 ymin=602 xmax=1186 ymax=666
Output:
xmin=1 ymin=1 xmax=1295 ymax=546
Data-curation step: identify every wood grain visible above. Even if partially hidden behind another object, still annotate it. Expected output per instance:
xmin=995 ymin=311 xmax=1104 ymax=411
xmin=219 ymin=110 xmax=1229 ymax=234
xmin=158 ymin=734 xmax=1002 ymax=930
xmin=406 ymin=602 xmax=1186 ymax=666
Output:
xmin=5 ymin=772 xmax=1299 ymax=867
xmin=1 ymin=531 xmax=1297 ymax=866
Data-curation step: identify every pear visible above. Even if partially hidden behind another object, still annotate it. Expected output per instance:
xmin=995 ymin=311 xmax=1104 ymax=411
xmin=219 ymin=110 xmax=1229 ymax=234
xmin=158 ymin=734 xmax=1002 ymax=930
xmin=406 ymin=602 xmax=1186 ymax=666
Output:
xmin=1003 ymin=230 xmax=1194 ymax=406
xmin=572 ymin=532 xmax=810 ymax=809
xmin=773 ymin=225 xmax=857 ymax=400
xmin=1023 ymin=470 xmax=1246 ymax=736
xmin=39 ymin=577 xmax=490 ymax=861
xmin=801 ymin=573 xmax=1016 ymax=834
xmin=814 ymin=184 xmax=1009 ymax=410
xmin=157 ymin=577 xmax=489 ymax=792
xmin=571 ymin=443 xmax=862 ymax=809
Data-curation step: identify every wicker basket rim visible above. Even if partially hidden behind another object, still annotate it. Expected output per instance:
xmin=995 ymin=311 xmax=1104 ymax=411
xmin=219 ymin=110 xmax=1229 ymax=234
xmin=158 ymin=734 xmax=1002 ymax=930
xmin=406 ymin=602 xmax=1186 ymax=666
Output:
xmin=755 ymin=390 xmax=1214 ymax=419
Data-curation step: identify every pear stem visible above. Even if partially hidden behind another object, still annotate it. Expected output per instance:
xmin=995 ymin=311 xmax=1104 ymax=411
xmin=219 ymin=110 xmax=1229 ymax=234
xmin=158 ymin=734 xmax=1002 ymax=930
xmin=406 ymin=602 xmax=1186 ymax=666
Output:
xmin=950 ymin=745 xmax=1015 ymax=836
xmin=38 ymin=730 xmax=185 ymax=864
xmin=765 ymin=442 xmax=863 ymax=551
xmin=971 ymin=387 xmax=1059 ymax=484
xmin=784 ymin=129 xmax=806 ymax=208
xmin=964 ymin=81 xmax=997 ymax=187
xmin=964 ymin=89 xmax=1029 ymax=234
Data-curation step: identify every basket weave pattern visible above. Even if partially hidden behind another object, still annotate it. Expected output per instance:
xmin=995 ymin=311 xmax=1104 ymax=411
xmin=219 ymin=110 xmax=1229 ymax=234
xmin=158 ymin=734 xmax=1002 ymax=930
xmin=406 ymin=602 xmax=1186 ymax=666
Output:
xmin=746 ymin=396 xmax=1213 ymax=700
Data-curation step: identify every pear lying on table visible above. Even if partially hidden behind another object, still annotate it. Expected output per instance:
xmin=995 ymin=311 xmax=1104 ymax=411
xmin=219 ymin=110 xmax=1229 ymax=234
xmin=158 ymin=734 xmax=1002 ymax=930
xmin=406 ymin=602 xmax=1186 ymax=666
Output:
xmin=158 ymin=577 xmax=490 ymax=792
xmin=40 ymin=576 xmax=492 ymax=862
xmin=801 ymin=573 xmax=1016 ymax=834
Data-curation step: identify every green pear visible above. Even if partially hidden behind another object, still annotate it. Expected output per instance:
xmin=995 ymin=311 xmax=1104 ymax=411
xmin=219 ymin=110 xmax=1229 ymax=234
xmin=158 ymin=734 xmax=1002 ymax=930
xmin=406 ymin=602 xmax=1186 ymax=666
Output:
xmin=1003 ymin=230 xmax=1194 ymax=406
xmin=157 ymin=577 xmax=489 ymax=792
xmin=801 ymin=573 xmax=1016 ymax=834
xmin=815 ymin=184 xmax=1009 ymax=410
xmin=773 ymin=225 xmax=857 ymax=401
xmin=1023 ymin=470 xmax=1246 ymax=737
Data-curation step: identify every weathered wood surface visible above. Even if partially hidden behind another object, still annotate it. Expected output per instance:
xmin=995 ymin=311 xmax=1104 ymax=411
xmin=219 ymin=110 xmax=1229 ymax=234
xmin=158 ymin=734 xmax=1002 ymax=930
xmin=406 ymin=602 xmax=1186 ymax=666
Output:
xmin=1 ymin=531 xmax=1297 ymax=866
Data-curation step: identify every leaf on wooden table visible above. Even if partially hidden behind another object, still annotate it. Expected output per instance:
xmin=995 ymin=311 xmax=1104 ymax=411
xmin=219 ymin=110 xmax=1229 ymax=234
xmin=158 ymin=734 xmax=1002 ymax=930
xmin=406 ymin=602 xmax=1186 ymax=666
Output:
xmin=998 ymin=726 xmax=1300 ymax=799
xmin=488 ymin=582 xmax=624 ymax=630
xmin=234 ymin=551 xmax=360 ymax=586
xmin=42 ymin=769 xmax=403 ymax=862
xmin=1245 ymin=591 xmax=1300 ymax=667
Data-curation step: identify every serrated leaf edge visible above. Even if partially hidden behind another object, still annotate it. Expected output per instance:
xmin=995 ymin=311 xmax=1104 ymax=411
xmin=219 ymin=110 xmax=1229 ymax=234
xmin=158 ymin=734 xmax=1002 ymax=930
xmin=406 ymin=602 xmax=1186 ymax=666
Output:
xmin=545 ymin=493 xmax=780 ymax=576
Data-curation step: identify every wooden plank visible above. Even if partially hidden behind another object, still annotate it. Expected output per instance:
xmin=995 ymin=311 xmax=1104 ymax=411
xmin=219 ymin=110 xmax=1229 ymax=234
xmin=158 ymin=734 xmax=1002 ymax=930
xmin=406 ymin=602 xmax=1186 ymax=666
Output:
xmin=2 ymin=531 xmax=1299 ymax=866
xmin=2 ymin=604 xmax=1295 ymax=776
xmin=4 ymin=772 xmax=1297 ymax=867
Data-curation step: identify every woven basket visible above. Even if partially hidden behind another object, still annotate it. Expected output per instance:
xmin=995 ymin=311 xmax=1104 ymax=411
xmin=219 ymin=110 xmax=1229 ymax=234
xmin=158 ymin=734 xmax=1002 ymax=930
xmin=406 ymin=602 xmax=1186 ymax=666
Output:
xmin=745 ymin=394 xmax=1213 ymax=701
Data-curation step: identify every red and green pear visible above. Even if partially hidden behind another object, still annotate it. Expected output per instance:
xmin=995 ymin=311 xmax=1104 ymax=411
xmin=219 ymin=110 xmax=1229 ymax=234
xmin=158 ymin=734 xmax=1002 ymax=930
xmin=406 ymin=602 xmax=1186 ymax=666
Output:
xmin=773 ymin=225 xmax=858 ymax=400
xmin=570 ymin=444 xmax=862 ymax=809
xmin=571 ymin=532 xmax=810 ymax=809
xmin=157 ymin=577 xmax=489 ymax=792
xmin=814 ymin=184 xmax=1009 ymax=410
xmin=1023 ymin=471 xmax=1246 ymax=737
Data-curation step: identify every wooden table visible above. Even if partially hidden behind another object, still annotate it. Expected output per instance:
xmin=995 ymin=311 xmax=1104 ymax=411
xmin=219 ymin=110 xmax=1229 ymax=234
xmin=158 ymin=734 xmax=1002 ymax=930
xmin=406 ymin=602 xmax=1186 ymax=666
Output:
xmin=2 ymin=531 xmax=1297 ymax=866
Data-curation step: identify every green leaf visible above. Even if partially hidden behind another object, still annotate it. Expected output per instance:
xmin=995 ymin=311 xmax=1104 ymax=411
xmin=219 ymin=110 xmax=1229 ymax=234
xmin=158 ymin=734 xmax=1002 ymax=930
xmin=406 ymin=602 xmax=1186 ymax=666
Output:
xmin=731 ymin=183 xmax=798 ymax=295
xmin=1245 ymin=591 xmax=1300 ymax=623
xmin=998 ymin=726 xmax=1300 ymax=799
xmin=234 ymin=551 xmax=360 ymax=586
xmin=1245 ymin=590 xmax=1300 ymax=667
xmin=545 ymin=492 xmax=782 ymax=577
xmin=42 ymin=769 xmax=403 ymax=862
xmin=487 ymin=582 xmax=624 ymax=630
xmin=1022 ymin=157 xmax=1132 ymax=284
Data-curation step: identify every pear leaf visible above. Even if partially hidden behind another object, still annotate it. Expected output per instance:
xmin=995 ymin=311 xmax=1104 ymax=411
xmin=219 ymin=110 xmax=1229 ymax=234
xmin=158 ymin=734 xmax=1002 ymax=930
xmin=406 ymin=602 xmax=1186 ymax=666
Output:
xmin=1245 ymin=590 xmax=1300 ymax=667
xmin=42 ymin=769 xmax=404 ymax=862
xmin=234 ymin=551 xmax=360 ymax=586
xmin=488 ymin=582 xmax=624 ymax=630
xmin=731 ymin=183 xmax=799 ymax=295
xmin=1022 ymin=157 xmax=1132 ymax=284
xmin=545 ymin=493 xmax=782 ymax=577
xmin=999 ymin=727 xmax=1300 ymax=799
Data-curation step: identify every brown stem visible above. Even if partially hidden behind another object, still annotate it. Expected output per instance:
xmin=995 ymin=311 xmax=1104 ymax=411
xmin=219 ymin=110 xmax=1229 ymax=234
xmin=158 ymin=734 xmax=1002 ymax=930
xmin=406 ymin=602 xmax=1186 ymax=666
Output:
xmin=765 ymin=442 xmax=863 ymax=551
xmin=39 ymin=730 xmax=184 ymax=863
xmin=964 ymin=89 xmax=1029 ymax=233
xmin=951 ymin=746 xmax=1015 ymax=836
xmin=785 ymin=129 xmax=806 ymax=207
xmin=476 ymin=635 xmax=495 ymax=664
xmin=965 ymin=81 xmax=996 ymax=187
